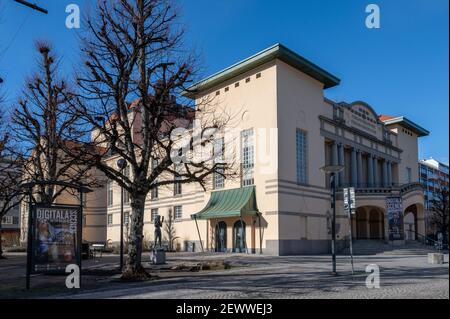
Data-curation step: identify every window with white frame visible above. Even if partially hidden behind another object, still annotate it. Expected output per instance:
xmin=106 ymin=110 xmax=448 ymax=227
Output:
xmin=2 ymin=216 xmax=13 ymax=225
xmin=107 ymin=214 xmax=113 ymax=225
xmin=107 ymin=180 xmax=113 ymax=206
xmin=174 ymin=163 xmax=182 ymax=195
xmin=151 ymin=184 xmax=158 ymax=199
xmin=124 ymin=212 xmax=130 ymax=225
xmin=213 ymin=138 xmax=225 ymax=189
xmin=296 ymin=129 xmax=308 ymax=184
xmin=124 ymin=190 xmax=130 ymax=204
xmin=151 ymin=208 xmax=158 ymax=223
xmin=241 ymin=129 xmax=254 ymax=186
xmin=123 ymin=166 xmax=131 ymax=203
xmin=174 ymin=206 xmax=182 ymax=220
xmin=151 ymin=158 xmax=159 ymax=200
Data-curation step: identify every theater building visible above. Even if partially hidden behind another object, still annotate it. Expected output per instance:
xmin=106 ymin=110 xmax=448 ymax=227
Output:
xmin=104 ymin=44 xmax=429 ymax=255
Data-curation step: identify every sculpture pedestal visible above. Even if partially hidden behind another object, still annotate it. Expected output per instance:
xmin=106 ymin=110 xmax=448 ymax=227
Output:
xmin=428 ymin=253 xmax=444 ymax=265
xmin=150 ymin=249 xmax=166 ymax=265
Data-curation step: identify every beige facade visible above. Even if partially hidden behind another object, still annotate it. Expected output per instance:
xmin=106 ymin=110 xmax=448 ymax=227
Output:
xmin=104 ymin=44 xmax=429 ymax=255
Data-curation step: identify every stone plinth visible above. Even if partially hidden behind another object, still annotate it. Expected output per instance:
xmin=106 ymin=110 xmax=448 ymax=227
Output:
xmin=150 ymin=249 xmax=166 ymax=264
xmin=428 ymin=253 xmax=444 ymax=264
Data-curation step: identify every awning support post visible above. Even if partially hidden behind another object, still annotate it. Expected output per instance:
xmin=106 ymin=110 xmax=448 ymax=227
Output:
xmin=240 ymin=214 xmax=248 ymax=254
xmin=194 ymin=215 xmax=204 ymax=252
xmin=258 ymin=213 xmax=263 ymax=255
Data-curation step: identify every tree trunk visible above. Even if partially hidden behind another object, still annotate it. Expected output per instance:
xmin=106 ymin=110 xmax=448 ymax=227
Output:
xmin=122 ymin=193 xmax=150 ymax=280
xmin=0 ymin=221 xmax=5 ymax=259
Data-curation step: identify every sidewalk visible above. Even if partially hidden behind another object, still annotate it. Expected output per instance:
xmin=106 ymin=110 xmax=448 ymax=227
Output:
xmin=1 ymin=252 xmax=448 ymax=299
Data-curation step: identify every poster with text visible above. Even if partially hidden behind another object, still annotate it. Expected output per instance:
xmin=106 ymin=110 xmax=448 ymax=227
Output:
xmin=32 ymin=206 xmax=80 ymax=273
xmin=386 ymin=197 xmax=404 ymax=241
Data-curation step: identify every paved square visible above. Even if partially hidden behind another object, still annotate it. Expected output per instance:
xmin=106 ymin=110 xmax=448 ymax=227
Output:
xmin=0 ymin=251 xmax=448 ymax=299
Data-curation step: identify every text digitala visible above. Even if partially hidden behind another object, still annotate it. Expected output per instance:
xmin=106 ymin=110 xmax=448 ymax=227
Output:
xmin=36 ymin=208 xmax=78 ymax=231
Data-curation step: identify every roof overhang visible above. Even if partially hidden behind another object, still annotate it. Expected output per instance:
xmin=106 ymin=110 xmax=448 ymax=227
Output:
xmin=183 ymin=43 xmax=340 ymax=98
xmin=191 ymin=186 xmax=259 ymax=220
xmin=382 ymin=116 xmax=429 ymax=137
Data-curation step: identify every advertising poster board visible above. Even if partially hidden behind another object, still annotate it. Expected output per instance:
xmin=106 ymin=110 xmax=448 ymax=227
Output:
xmin=31 ymin=205 xmax=81 ymax=273
xmin=386 ymin=197 xmax=404 ymax=241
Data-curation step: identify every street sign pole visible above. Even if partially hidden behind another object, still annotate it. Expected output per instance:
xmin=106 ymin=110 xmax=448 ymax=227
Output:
xmin=344 ymin=187 xmax=355 ymax=276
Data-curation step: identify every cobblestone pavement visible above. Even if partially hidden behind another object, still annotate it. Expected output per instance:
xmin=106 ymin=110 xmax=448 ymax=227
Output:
xmin=47 ymin=252 xmax=448 ymax=299
xmin=1 ymin=252 xmax=448 ymax=299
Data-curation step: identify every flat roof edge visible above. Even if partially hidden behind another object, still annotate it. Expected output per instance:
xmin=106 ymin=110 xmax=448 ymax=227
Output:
xmin=183 ymin=43 xmax=340 ymax=97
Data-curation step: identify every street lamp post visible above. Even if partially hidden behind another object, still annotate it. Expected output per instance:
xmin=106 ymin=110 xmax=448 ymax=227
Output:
xmin=117 ymin=159 xmax=127 ymax=271
xmin=320 ymin=164 xmax=344 ymax=276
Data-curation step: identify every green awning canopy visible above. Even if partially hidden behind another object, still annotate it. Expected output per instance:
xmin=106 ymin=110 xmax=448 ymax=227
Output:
xmin=191 ymin=186 xmax=259 ymax=220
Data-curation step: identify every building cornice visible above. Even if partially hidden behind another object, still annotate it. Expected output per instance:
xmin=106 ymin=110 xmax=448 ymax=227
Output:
xmin=183 ymin=43 xmax=340 ymax=98
xmin=319 ymin=115 xmax=403 ymax=154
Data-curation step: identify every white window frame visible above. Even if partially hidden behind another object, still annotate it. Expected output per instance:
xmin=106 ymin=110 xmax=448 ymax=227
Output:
xmin=241 ymin=129 xmax=255 ymax=186
xmin=107 ymin=181 xmax=113 ymax=207
xmin=124 ymin=212 xmax=130 ymax=226
xmin=107 ymin=214 xmax=113 ymax=225
xmin=174 ymin=206 xmax=182 ymax=220
xmin=174 ymin=163 xmax=182 ymax=196
xmin=213 ymin=138 xmax=225 ymax=189
xmin=2 ymin=216 xmax=13 ymax=225
xmin=150 ymin=208 xmax=158 ymax=224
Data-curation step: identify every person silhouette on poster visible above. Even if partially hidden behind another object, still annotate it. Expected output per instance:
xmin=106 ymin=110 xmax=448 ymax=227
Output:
xmin=37 ymin=221 xmax=54 ymax=262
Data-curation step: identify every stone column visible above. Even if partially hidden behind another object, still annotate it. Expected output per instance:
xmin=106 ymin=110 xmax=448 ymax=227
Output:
xmin=331 ymin=142 xmax=338 ymax=166
xmin=373 ymin=156 xmax=378 ymax=187
xmin=351 ymin=148 xmax=357 ymax=187
xmin=387 ymin=161 xmax=393 ymax=187
xmin=382 ymin=159 xmax=388 ymax=187
xmin=338 ymin=143 xmax=345 ymax=187
xmin=367 ymin=154 xmax=374 ymax=187
xmin=357 ymin=150 xmax=363 ymax=188
xmin=386 ymin=160 xmax=390 ymax=187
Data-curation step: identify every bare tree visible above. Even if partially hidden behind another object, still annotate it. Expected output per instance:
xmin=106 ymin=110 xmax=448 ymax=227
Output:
xmin=429 ymin=186 xmax=449 ymax=245
xmin=0 ymin=110 xmax=25 ymax=259
xmin=163 ymin=208 xmax=179 ymax=252
xmin=12 ymin=42 xmax=99 ymax=205
xmin=63 ymin=0 xmax=234 ymax=279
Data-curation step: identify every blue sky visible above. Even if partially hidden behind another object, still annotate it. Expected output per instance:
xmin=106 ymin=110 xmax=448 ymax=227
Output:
xmin=0 ymin=0 xmax=448 ymax=163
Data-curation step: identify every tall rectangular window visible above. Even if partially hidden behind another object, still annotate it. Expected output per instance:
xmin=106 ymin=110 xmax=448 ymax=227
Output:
xmin=124 ymin=212 xmax=130 ymax=226
xmin=151 ymin=185 xmax=158 ymax=199
xmin=213 ymin=138 xmax=225 ymax=189
xmin=124 ymin=190 xmax=130 ymax=204
xmin=2 ymin=216 xmax=13 ymax=225
xmin=174 ymin=163 xmax=182 ymax=196
xmin=241 ymin=129 xmax=254 ymax=186
xmin=123 ymin=166 xmax=130 ymax=204
xmin=107 ymin=180 xmax=113 ymax=206
xmin=296 ymin=129 xmax=308 ymax=184
xmin=151 ymin=158 xmax=158 ymax=200
xmin=151 ymin=208 xmax=158 ymax=223
xmin=174 ymin=206 xmax=182 ymax=220
xmin=107 ymin=214 xmax=113 ymax=225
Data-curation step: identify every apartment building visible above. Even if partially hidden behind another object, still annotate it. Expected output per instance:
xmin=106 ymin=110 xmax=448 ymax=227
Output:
xmin=104 ymin=43 xmax=429 ymax=255
xmin=419 ymin=158 xmax=449 ymax=236
xmin=0 ymin=158 xmax=21 ymax=246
